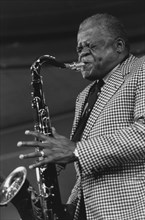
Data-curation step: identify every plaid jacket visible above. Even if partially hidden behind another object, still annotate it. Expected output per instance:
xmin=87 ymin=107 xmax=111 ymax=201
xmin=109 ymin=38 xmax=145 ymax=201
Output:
xmin=68 ymin=54 xmax=145 ymax=220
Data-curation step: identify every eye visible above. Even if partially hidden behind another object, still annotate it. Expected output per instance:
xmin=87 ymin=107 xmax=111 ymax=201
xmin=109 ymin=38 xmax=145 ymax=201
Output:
xmin=76 ymin=45 xmax=83 ymax=53
xmin=76 ymin=41 xmax=97 ymax=54
xmin=90 ymin=43 xmax=98 ymax=51
xmin=76 ymin=42 xmax=90 ymax=53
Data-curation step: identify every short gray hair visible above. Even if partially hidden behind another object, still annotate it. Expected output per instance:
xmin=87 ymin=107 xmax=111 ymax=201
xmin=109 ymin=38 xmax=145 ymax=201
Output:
xmin=79 ymin=13 xmax=130 ymax=50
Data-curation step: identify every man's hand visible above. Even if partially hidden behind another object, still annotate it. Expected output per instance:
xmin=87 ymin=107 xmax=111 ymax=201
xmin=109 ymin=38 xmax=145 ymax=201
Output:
xmin=17 ymin=128 xmax=77 ymax=169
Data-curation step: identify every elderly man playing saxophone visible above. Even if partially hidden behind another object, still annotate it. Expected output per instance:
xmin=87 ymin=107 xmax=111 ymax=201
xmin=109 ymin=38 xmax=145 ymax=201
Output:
xmin=18 ymin=13 xmax=145 ymax=220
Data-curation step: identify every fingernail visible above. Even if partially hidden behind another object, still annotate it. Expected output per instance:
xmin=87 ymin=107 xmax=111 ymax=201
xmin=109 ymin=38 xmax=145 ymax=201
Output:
xmin=29 ymin=165 xmax=34 ymax=169
xmin=17 ymin=141 xmax=22 ymax=147
xmin=25 ymin=130 xmax=30 ymax=135
xmin=19 ymin=154 xmax=24 ymax=159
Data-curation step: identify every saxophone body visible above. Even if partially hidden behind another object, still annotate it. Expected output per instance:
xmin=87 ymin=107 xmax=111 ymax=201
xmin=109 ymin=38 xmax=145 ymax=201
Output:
xmin=30 ymin=55 xmax=67 ymax=220
xmin=0 ymin=55 xmax=84 ymax=220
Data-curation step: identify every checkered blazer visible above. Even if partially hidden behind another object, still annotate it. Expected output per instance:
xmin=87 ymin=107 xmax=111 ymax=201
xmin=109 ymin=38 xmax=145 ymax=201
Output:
xmin=67 ymin=54 xmax=145 ymax=220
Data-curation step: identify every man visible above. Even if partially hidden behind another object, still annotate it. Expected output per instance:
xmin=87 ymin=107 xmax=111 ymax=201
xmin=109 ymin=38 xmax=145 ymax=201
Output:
xmin=17 ymin=14 xmax=145 ymax=219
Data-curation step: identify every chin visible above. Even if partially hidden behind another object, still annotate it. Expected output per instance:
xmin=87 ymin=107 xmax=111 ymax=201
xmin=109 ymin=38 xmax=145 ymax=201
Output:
xmin=81 ymin=70 xmax=91 ymax=80
xmin=83 ymin=74 xmax=97 ymax=81
xmin=82 ymin=65 xmax=100 ymax=81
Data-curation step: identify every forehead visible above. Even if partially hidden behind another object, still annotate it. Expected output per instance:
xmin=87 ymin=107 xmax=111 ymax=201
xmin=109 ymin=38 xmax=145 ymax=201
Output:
xmin=77 ymin=23 xmax=107 ymax=44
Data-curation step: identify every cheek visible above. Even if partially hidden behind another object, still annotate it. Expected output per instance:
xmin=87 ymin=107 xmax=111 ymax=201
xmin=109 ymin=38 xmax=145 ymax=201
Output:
xmin=91 ymin=52 xmax=112 ymax=75
xmin=93 ymin=50 xmax=104 ymax=63
xmin=94 ymin=48 xmax=115 ymax=66
xmin=93 ymin=56 xmax=103 ymax=70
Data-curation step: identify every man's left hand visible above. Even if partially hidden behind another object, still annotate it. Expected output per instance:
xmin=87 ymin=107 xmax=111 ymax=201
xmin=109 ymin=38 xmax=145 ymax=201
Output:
xmin=17 ymin=128 xmax=77 ymax=169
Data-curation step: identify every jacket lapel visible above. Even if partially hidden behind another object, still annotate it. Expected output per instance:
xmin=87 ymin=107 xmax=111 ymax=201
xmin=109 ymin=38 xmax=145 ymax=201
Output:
xmin=70 ymin=83 xmax=94 ymax=139
xmin=71 ymin=54 xmax=136 ymax=140
xmin=81 ymin=66 xmax=126 ymax=140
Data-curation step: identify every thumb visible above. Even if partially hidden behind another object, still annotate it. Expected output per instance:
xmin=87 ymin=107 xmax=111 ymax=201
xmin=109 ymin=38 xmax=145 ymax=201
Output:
xmin=52 ymin=127 xmax=64 ymax=139
xmin=51 ymin=127 xmax=58 ymax=137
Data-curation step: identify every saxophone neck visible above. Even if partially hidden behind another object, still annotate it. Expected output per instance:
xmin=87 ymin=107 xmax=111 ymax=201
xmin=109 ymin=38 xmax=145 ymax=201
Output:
xmin=30 ymin=55 xmax=66 ymax=74
xmin=30 ymin=54 xmax=85 ymax=75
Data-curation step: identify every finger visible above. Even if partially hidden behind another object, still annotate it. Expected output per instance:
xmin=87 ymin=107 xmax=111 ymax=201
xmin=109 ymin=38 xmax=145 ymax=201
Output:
xmin=51 ymin=127 xmax=56 ymax=135
xmin=29 ymin=153 xmax=70 ymax=169
xmin=17 ymin=141 xmax=47 ymax=148
xmin=29 ymin=157 xmax=53 ymax=169
xmin=51 ymin=127 xmax=62 ymax=139
xmin=28 ymin=153 xmax=64 ymax=169
xmin=25 ymin=130 xmax=47 ymax=140
xmin=19 ymin=150 xmax=44 ymax=159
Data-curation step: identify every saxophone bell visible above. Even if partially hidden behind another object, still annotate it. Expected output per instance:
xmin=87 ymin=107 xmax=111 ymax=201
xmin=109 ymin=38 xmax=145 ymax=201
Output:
xmin=0 ymin=167 xmax=40 ymax=220
xmin=0 ymin=166 xmax=27 ymax=206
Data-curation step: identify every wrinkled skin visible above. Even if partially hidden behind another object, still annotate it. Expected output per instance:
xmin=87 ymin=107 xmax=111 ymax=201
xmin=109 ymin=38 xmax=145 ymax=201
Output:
xmin=77 ymin=20 xmax=126 ymax=80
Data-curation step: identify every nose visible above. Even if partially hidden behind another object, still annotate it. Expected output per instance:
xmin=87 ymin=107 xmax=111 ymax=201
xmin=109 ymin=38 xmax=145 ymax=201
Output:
xmin=78 ymin=47 xmax=91 ymax=61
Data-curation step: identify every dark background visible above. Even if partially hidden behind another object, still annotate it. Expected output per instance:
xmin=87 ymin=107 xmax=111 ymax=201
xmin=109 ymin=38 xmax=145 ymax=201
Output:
xmin=0 ymin=0 xmax=145 ymax=219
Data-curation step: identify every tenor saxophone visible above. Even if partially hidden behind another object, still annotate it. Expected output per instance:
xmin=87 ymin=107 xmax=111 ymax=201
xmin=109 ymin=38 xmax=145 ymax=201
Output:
xmin=0 ymin=55 xmax=84 ymax=220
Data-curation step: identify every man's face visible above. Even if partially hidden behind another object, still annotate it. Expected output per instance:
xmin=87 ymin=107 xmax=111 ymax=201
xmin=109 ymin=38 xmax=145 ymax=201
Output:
xmin=77 ymin=23 xmax=119 ymax=80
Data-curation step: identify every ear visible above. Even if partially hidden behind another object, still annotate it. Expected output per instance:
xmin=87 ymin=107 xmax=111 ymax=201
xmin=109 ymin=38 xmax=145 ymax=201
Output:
xmin=114 ymin=37 xmax=125 ymax=53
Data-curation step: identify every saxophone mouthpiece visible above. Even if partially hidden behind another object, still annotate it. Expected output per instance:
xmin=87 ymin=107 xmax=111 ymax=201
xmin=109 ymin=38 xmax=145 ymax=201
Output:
xmin=65 ymin=62 xmax=85 ymax=71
